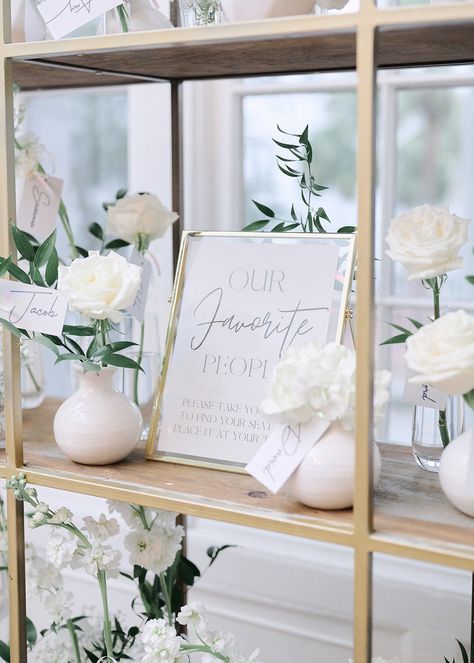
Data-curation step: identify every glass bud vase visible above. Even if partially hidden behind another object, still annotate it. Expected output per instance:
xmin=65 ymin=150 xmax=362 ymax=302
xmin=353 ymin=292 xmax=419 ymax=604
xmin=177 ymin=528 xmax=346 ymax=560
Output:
xmin=411 ymin=396 xmax=465 ymax=473
xmin=20 ymin=340 xmax=45 ymax=410
xmin=104 ymin=0 xmax=173 ymax=33
xmin=178 ymin=0 xmax=228 ymax=26
xmin=114 ymin=313 xmax=161 ymax=441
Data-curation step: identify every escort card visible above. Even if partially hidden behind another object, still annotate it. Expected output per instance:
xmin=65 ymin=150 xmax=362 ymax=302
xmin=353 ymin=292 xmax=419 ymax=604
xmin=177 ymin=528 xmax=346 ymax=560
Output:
xmin=402 ymin=371 xmax=447 ymax=410
xmin=36 ymin=0 xmax=123 ymax=40
xmin=17 ymin=174 xmax=63 ymax=242
xmin=246 ymin=419 xmax=330 ymax=493
xmin=0 ymin=281 xmax=68 ymax=336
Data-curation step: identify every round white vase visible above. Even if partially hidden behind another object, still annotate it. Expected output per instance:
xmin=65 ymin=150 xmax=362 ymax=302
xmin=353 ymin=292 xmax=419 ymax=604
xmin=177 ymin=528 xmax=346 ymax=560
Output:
xmin=439 ymin=427 xmax=474 ymax=517
xmin=223 ymin=0 xmax=315 ymax=22
xmin=289 ymin=422 xmax=382 ymax=510
xmin=54 ymin=366 xmax=143 ymax=466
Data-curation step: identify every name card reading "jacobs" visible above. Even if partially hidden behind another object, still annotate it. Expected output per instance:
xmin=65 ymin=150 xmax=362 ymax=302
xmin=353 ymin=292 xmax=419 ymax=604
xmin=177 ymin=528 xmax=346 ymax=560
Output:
xmin=0 ymin=281 xmax=68 ymax=336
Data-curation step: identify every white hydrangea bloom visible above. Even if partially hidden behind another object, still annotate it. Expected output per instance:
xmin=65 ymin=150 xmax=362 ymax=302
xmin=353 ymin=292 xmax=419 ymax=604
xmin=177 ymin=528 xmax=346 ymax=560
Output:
xmin=15 ymin=132 xmax=44 ymax=178
xmin=44 ymin=588 xmax=74 ymax=624
xmin=83 ymin=514 xmax=120 ymax=541
xmin=261 ymin=340 xmax=391 ymax=431
xmin=32 ymin=627 xmax=74 ymax=663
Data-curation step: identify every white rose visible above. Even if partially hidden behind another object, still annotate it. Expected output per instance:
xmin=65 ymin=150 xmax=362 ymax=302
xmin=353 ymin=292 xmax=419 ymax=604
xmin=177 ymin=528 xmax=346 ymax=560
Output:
xmin=385 ymin=204 xmax=470 ymax=281
xmin=405 ymin=310 xmax=474 ymax=395
xmin=57 ymin=251 xmax=142 ymax=324
xmin=106 ymin=193 xmax=179 ymax=244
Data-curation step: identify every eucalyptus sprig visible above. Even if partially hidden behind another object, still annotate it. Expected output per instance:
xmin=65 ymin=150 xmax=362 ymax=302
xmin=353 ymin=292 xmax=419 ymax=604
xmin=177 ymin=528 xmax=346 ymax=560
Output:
xmin=244 ymin=125 xmax=355 ymax=235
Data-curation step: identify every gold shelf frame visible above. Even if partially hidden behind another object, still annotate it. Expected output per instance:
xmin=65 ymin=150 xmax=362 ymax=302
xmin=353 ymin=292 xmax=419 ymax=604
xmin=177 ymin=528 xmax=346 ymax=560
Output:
xmin=0 ymin=2 xmax=474 ymax=662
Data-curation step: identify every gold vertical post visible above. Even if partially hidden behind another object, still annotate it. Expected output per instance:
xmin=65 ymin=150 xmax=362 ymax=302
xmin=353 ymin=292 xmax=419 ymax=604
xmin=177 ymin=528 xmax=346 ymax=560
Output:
xmin=0 ymin=0 xmax=12 ymax=44
xmin=354 ymin=21 xmax=377 ymax=663
xmin=171 ymin=80 xmax=184 ymax=273
xmin=6 ymin=492 xmax=27 ymax=662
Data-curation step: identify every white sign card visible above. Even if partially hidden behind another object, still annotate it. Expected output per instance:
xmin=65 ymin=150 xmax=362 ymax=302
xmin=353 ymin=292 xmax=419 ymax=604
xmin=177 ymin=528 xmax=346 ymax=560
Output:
xmin=17 ymin=174 xmax=63 ymax=242
xmin=0 ymin=281 xmax=68 ymax=336
xmin=36 ymin=0 xmax=123 ymax=40
xmin=147 ymin=232 xmax=356 ymax=471
xmin=126 ymin=247 xmax=153 ymax=323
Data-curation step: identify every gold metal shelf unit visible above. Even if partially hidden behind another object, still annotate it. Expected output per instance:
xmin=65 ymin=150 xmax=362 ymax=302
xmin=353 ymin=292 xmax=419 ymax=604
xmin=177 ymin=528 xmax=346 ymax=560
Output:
xmin=1 ymin=3 xmax=474 ymax=662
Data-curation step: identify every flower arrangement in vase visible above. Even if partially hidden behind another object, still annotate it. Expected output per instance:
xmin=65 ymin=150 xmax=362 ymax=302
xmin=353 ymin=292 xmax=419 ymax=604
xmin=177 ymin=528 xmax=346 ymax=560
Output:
xmin=261 ymin=340 xmax=391 ymax=509
xmin=0 ymin=226 xmax=145 ymax=465
xmin=383 ymin=204 xmax=470 ymax=471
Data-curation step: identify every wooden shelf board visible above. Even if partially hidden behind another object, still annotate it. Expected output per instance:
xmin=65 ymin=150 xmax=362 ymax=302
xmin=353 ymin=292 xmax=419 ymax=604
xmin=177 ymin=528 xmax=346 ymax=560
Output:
xmin=15 ymin=399 xmax=474 ymax=551
xmin=11 ymin=21 xmax=474 ymax=91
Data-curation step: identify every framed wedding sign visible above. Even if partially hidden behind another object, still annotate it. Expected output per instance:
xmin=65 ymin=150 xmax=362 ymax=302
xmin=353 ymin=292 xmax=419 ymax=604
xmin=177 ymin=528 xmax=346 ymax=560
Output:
xmin=146 ymin=231 xmax=356 ymax=471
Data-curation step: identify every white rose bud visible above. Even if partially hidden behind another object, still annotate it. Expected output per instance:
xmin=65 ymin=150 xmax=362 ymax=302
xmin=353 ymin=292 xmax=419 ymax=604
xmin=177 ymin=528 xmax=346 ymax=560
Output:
xmin=385 ymin=204 xmax=470 ymax=281
xmin=406 ymin=310 xmax=474 ymax=395
xmin=107 ymin=193 xmax=179 ymax=245
xmin=57 ymin=251 xmax=142 ymax=324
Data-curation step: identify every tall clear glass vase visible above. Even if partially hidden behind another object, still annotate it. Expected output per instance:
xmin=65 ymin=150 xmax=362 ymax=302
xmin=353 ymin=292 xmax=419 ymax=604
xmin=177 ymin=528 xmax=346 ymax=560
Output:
xmin=104 ymin=0 xmax=173 ymax=33
xmin=114 ymin=313 xmax=161 ymax=441
xmin=411 ymin=395 xmax=465 ymax=472
xmin=178 ymin=0 xmax=228 ymax=26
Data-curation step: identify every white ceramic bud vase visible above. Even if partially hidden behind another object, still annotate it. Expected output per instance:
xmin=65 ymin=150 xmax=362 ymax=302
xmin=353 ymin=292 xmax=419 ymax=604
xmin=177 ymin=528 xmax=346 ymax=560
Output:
xmin=439 ymin=427 xmax=474 ymax=517
xmin=54 ymin=366 xmax=143 ymax=465
xmin=289 ymin=422 xmax=382 ymax=510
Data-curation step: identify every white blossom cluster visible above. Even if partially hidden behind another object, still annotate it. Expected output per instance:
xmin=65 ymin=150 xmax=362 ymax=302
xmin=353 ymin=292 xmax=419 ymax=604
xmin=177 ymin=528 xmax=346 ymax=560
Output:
xmin=108 ymin=500 xmax=184 ymax=575
xmin=140 ymin=601 xmax=263 ymax=663
xmin=15 ymin=132 xmax=45 ymax=178
xmin=261 ymin=340 xmax=391 ymax=431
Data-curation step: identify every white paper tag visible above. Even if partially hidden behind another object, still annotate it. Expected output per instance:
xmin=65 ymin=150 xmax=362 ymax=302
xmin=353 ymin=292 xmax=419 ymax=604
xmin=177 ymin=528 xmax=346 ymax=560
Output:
xmin=0 ymin=281 xmax=68 ymax=336
xmin=125 ymin=248 xmax=151 ymax=322
xmin=17 ymin=174 xmax=63 ymax=242
xmin=36 ymin=0 xmax=123 ymax=40
xmin=246 ymin=418 xmax=330 ymax=493
xmin=402 ymin=371 xmax=447 ymax=410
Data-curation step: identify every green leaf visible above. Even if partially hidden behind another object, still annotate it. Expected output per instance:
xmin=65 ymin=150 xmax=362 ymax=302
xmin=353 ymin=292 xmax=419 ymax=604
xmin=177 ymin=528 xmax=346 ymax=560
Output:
xmin=178 ymin=555 xmax=201 ymax=586
xmin=105 ymin=239 xmax=130 ymax=250
xmin=387 ymin=322 xmax=412 ymax=335
xmin=337 ymin=225 xmax=356 ymax=234
xmin=242 ymin=220 xmax=270 ymax=232
xmin=0 ymin=318 xmax=22 ymax=339
xmin=407 ymin=317 xmax=423 ymax=329
xmin=271 ymin=222 xmax=287 ymax=233
xmin=277 ymin=163 xmax=300 ymax=178
xmin=317 ymin=207 xmax=330 ymax=221
xmin=65 ymin=336 xmax=86 ymax=356
xmin=45 ymin=248 xmax=59 ymax=286
xmin=290 ymin=204 xmax=297 ymax=222
xmin=380 ymin=333 xmax=410 ymax=346
xmin=311 ymin=182 xmax=329 ymax=192
xmin=6 ymin=261 xmax=31 ymax=284
xmin=55 ymin=353 xmax=80 ymax=364
xmin=276 ymin=124 xmax=300 ymax=137
xmin=456 ymin=640 xmax=468 ymax=663
xmin=62 ymin=325 xmax=96 ymax=336
xmin=463 ymin=388 xmax=474 ymax=410
xmin=100 ymin=353 xmax=145 ymax=372
xmin=34 ymin=230 xmax=57 ymax=268
xmin=30 ymin=267 xmax=46 ymax=288
xmin=88 ymin=223 xmax=104 ymax=241
xmin=11 ymin=224 xmax=35 ymax=261
xmin=116 ymin=188 xmax=128 ymax=200
xmin=0 ymin=256 xmax=12 ymax=278
xmin=34 ymin=334 xmax=61 ymax=357
xmin=466 ymin=275 xmax=474 ymax=285
xmin=75 ymin=245 xmax=89 ymax=258
xmin=252 ymin=200 xmax=275 ymax=218
xmin=0 ymin=640 xmax=10 ymax=662
xmin=96 ymin=341 xmax=137 ymax=355
xmin=272 ymin=138 xmax=300 ymax=150
xmin=281 ymin=223 xmax=300 ymax=232
xmin=206 ymin=544 xmax=236 ymax=567
xmin=26 ymin=617 xmax=37 ymax=648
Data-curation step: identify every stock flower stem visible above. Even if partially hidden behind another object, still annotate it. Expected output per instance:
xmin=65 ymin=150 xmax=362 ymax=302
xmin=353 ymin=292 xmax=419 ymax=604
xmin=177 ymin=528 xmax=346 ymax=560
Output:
xmin=132 ymin=320 xmax=145 ymax=407
xmin=98 ymin=568 xmax=114 ymax=659
xmin=431 ymin=277 xmax=450 ymax=447
xmin=67 ymin=618 xmax=82 ymax=663
xmin=26 ymin=364 xmax=41 ymax=393
xmin=159 ymin=572 xmax=173 ymax=625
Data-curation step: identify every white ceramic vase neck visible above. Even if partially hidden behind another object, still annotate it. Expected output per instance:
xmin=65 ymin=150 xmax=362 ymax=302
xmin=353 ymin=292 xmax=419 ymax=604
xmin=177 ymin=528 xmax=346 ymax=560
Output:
xmin=54 ymin=366 xmax=143 ymax=466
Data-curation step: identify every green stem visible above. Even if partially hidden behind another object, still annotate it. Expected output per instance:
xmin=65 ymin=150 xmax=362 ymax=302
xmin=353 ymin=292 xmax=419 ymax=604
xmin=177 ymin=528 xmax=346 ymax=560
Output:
xmin=25 ymin=363 xmax=41 ymax=393
xmin=67 ymin=619 xmax=82 ymax=663
xmin=116 ymin=3 xmax=130 ymax=31
xmin=132 ymin=320 xmax=145 ymax=407
xmin=98 ymin=569 xmax=114 ymax=660
xmin=430 ymin=277 xmax=450 ymax=447
xmin=159 ymin=571 xmax=173 ymax=626
xmin=181 ymin=644 xmax=229 ymax=662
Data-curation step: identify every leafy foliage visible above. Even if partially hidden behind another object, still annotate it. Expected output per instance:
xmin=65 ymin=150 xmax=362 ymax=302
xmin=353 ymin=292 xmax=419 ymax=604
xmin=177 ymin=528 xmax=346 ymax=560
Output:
xmin=443 ymin=639 xmax=470 ymax=663
xmin=243 ymin=125 xmax=355 ymax=235
xmin=380 ymin=317 xmax=423 ymax=346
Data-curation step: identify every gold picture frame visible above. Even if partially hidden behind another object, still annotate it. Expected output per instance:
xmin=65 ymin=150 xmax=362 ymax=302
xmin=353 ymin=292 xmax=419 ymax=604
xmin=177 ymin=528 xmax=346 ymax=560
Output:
xmin=146 ymin=230 xmax=356 ymax=472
